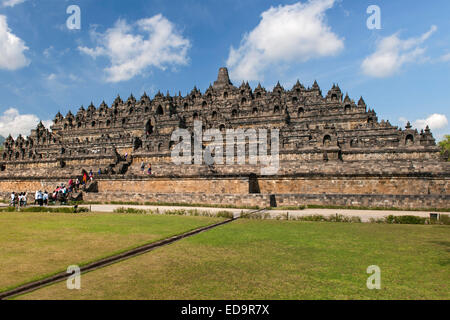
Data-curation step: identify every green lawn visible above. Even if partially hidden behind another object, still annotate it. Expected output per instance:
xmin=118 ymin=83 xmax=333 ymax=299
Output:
xmin=0 ymin=212 xmax=223 ymax=292
xmin=19 ymin=219 xmax=450 ymax=300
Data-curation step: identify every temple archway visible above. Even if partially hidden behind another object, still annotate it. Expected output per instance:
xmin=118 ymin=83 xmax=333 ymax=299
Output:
xmin=406 ymin=134 xmax=414 ymax=145
xmin=323 ymin=135 xmax=332 ymax=146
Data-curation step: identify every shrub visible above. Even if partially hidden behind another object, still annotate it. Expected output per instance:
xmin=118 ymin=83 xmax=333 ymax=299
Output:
xmin=0 ymin=206 xmax=88 ymax=213
xmin=0 ymin=207 xmax=17 ymax=212
xmin=113 ymin=207 xmax=148 ymax=214
xmin=438 ymin=135 xmax=450 ymax=161
xmin=385 ymin=215 xmax=426 ymax=225
xmin=305 ymin=204 xmax=450 ymax=212
xmin=68 ymin=201 xmax=102 ymax=205
xmin=112 ymin=207 xmax=234 ymax=219
xmin=216 ymin=211 xmax=234 ymax=219
xmin=440 ymin=214 xmax=450 ymax=225
xmin=141 ymin=201 xmax=260 ymax=210
xmin=164 ymin=209 xmax=189 ymax=216
xmin=109 ymin=201 xmax=142 ymax=205
xmin=294 ymin=215 xmax=326 ymax=222
xmin=292 ymin=214 xmax=362 ymax=223
xmin=349 ymin=216 xmax=362 ymax=223
xmin=242 ymin=211 xmax=271 ymax=220
xmin=428 ymin=214 xmax=450 ymax=225
xmin=369 ymin=217 xmax=386 ymax=224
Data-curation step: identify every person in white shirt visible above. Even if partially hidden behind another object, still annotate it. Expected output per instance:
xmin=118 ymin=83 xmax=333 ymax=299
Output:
xmin=43 ymin=192 xmax=49 ymax=206
xmin=10 ymin=192 xmax=15 ymax=206
xmin=37 ymin=190 xmax=43 ymax=206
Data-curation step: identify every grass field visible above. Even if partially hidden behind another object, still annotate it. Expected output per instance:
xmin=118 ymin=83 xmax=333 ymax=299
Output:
xmin=18 ymin=219 xmax=450 ymax=300
xmin=0 ymin=212 xmax=224 ymax=292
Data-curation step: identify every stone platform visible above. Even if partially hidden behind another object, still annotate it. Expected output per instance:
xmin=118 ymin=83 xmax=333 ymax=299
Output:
xmin=1 ymin=68 xmax=449 ymax=209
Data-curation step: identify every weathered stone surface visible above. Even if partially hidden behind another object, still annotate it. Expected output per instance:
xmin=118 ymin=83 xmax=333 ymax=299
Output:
xmin=0 ymin=68 xmax=448 ymax=209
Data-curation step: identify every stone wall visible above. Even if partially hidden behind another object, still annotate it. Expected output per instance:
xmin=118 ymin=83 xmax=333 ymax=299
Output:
xmin=2 ymin=174 xmax=449 ymax=209
xmin=256 ymin=177 xmax=449 ymax=195
xmin=1 ymin=68 xmax=448 ymax=210
xmin=97 ymin=177 xmax=249 ymax=194
xmin=2 ymin=174 xmax=448 ymax=196
xmin=273 ymin=193 xmax=449 ymax=209
xmin=0 ymin=179 xmax=63 ymax=193
xmin=79 ymin=192 xmax=449 ymax=209
xmin=1 ymin=148 xmax=442 ymax=177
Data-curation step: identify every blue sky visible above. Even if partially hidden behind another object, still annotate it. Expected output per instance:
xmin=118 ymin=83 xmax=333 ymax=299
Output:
xmin=0 ymin=0 xmax=449 ymax=140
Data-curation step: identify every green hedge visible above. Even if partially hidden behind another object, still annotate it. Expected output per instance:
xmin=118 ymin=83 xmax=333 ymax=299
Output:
xmin=0 ymin=206 xmax=89 ymax=213
xmin=112 ymin=207 xmax=234 ymax=219
xmin=385 ymin=215 xmax=427 ymax=224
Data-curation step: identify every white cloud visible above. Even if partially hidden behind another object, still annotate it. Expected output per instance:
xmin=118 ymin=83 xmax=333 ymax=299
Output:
xmin=0 ymin=15 xmax=30 ymax=70
xmin=68 ymin=73 xmax=80 ymax=82
xmin=43 ymin=46 xmax=54 ymax=58
xmin=226 ymin=0 xmax=344 ymax=81
xmin=78 ymin=14 xmax=190 ymax=82
xmin=361 ymin=26 xmax=437 ymax=78
xmin=42 ymin=119 xmax=53 ymax=130
xmin=46 ymin=73 xmax=57 ymax=81
xmin=413 ymin=114 xmax=448 ymax=131
xmin=440 ymin=53 xmax=450 ymax=62
xmin=0 ymin=108 xmax=51 ymax=139
xmin=1 ymin=0 xmax=26 ymax=7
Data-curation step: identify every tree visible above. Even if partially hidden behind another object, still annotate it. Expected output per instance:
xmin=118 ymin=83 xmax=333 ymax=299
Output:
xmin=439 ymin=135 xmax=450 ymax=161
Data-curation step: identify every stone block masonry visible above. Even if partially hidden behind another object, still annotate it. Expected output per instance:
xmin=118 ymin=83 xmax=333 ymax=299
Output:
xmin=0 ymin=68 xmax=449 ymax=209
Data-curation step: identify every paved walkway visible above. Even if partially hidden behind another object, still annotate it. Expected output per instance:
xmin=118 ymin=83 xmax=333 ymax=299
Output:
xmin=268 ymin=208 xmax=437 ymax=222
xmin=80 ymin=204 xmax=249 ymax=219
xmin=81 ymin=205 xmax=441 ymax=222
xmin=1 ymin=203 xmax=440 ymax=222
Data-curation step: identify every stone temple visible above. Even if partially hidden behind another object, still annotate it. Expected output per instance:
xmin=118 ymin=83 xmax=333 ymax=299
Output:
xmin=1 ymin=68 xmax=449 ymax=208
